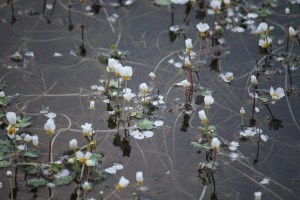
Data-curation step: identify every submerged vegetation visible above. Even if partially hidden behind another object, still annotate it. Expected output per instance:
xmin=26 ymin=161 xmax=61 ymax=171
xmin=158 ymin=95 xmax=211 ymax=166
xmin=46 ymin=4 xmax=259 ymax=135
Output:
xmin=0 ymin=0 xmax=300 ymax=199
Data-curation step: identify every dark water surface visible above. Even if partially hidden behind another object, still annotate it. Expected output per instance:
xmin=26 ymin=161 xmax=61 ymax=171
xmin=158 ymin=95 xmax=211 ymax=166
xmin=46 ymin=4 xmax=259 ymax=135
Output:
xmin=0 ymin=0 xmax=300 ymax=200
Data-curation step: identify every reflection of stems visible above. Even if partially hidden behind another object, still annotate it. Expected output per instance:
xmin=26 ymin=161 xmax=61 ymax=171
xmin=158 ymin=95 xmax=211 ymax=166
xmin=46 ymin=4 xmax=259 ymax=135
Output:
xmin=42 ymin=0 xmax=46 ymax=16
xmin=254 ymin=136 xmax=260 ymax=164
xmin=122 ymin=80 xmax=128 ymax=119
xmin=117 ymin=76 xmax=120 ymax=108
xmin=211 ymin=172 xmax=216 ymax=194
xmin=103 ymin=189 xmax=117 ymax=200
xmin=286 ymin=40 xmax=294 ymax=87
xmin=13 ymin=134 xmax=18 ymax=162
xmin=251 ymin=85 xmax=257 ymax=124
xmin=188 ymin=52 xmax=193 ymax=104
xmin=212 ymin=13 xmax=217 ymax=46
xmin=138 ymin=189 xmax=141 ymax=200
xmin=9 ymin=177 xmax=13 ymax=200
xmin=285 ymin=14 xmax=290 ymax=53
xmin=105 ymin=72 xmax=111 ymax=95
xmin=182 ymin=2 xmax=195 ymax=27
xmin=10 ymin=0 xmax=16 ymax=24
xmin=211 ymin=149 xmax=217 ymax=172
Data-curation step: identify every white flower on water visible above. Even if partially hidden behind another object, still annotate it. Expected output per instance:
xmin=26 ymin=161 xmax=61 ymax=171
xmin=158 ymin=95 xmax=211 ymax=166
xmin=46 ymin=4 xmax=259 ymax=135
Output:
xmin=6 ymin=112 xmax=16 ymax=125
xmin=143 ymin=131 xmax=154 ymax=138
xmin=154 ymin=120 xmax=164 ymax=127
xmin=204 ymin=95 xmax=214 ymax=107
xmin=260 ymin=178 xmax=270 ymax=185
xmin=175 ymin=79 xmax=191 ymax=88
xmin=120 ymin=66 xmax=133 ymax=80
xmin=44 ymin=118 xmax=56 ymax=136
xmin=69 ymin=139 xmax=78 ymax=150
xmin=82 ymin=181 xmax=91 ymax=192
xmin=247 ymin=13 xmax=258 ymax=19
xmin=139 ymin=83 xmax=149 ymax=94
xmin=259 ymin=37 xmax=272 ymax=48
xmin=229 ymin=141 xmax=239 ymax=151
xmin=211 ymin=137 xmax=221 ymax=150
xmin=149 ymin=72 xmax=156 ymax=80
xmin=54 ymin=169 xmax=69 ymax=179
xmin=107 ymin=58 xmax=120 ymax=73
xmin=198 ymin=110 xmax=208 ymax=124
xmin=289 ymin=27 xmax=296 ymax=37
xmin=76 ymin=151 xmax=93 ymax=166
xmin=270 ymin=87 xmax=285 ymax=101
xmin=223 ymin=0 xmax=230 ymax=7
xmin=89 ymin=100 xmax=95 ymax=110
xmin=260 ymin=134 xmax=269 ymax=142
xmin=32 ymin=135 xmax=39 ymax=148
xmin=239 ymin=127 xmax=257 ymax=138
xmin=240 ymin=107 xmax=245 ymax=115
xmin=136 ymin=171 xmax=143 ymax=187
xmin=285 ymin=8 xmax=290 ymax=15
xmin=251 ymin=75 xmax=258 ymax=85
xmin=254 ymin=191 xmax=262 ymax=200
xmin=229 ymin=152 xmax=239 ymax=160
xmin=45 ymin=112 xmax=56 ymax=119
xmin=24 ymin=134 xmax=32 ymax=143
xmin=185 ymin=38 xmax=192 ymax=53
xmin=0 ymin=91 xmax=5 ymax=97
xmin=256 ymin=22 xmax=268 ymax=34
xmin=169 ymin=25 xmax=180 ymax=32
xmin=196 ymin=23 xmax=209 ymax=37
xmin=255 ymin=107 xmax=260 ymax=113
xmin=81 ymin=123 xmax=93 ymax=137
xmin=6 ymin=171 xmax=12 ymax=177
xmin=105 ymin=163 xmax=124 ymax=174
xmin=123 ymin=92 xmax=136 ymax=102
xmin=219 ymin=72 xmax=234 ymax=83
xmin=232 ymin=26 xmax=244 ymax=33
xmin=210 ymin=0 xmax=221 ymax=13
xmin=116 ymin=176 xmax=130 ymax=190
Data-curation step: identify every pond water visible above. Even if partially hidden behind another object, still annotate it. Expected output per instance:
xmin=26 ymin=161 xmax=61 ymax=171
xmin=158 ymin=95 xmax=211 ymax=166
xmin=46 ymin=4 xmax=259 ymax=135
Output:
xmin=0 ymin=0 xmax=300 ymax=200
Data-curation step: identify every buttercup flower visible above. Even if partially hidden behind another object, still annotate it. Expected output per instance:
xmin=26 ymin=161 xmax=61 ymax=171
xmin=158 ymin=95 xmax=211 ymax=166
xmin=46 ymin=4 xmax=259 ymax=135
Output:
xmin=256 ymin=22 xmax=268 ymax=34
xmin=81 ymin=123 xmax=93 ymax=137
xmin=240 ymin=107 xmax=245 ymax=115
xmin=120 ymin=66 xmax=133 ymax=80
xmin=6 ymin=112 xmax=16 ymax=125
xmin=82 ymin=181 xmax=91 ymax=192
xmin=198 ymin=110 xmax=208 ymax=124
xmin=219 ymin=72 xmax=234 ymax=83
xmin=69 ymin=139 xmax=78 ymax=150
xmin=223 ymin=0 xmax=230 ymax=7
xmin=6 ymin=171 xmax=12 ymax=177
xmin=89 ymin=100 xmax=95 ymax=110
xmin=171 ymin=0 xmax=189 ymax=5
xmin=175 ymin=79 xmax=191 ymax=88
xmin=196 ymin=23 xmax=209 ymax=37
xmin=251 ymin=75 xmax=258 ymax=85
xmin=289 ymin=27 xmax=296 ymax=37
xmin=254 ymin=191 xmax=262 ymax=200
xmin=116 ymin=176 xmax=130 ymax=190
xmin=204 ymin=95 xmax=214 ymax=108
xmin=149 ymin=72 xmax=156 ymax=80
xmin=259 ymin=37 xmax=272 ymax=48
xmin=107 ymin=58 xmax=120 ymax=73
xmin=44 ymin=118 xmax=56 ymax=136
xmin=136 ymin=171 xmax=143 ymax=187
xmin=123 ymin=92 xmax=136 ymax=102
xmin=229 ymin=141 xmax=239 ymax=151
xmin=211 ymin=137 xmax=221 ymax=150
xmin=76 ymin=151 xmax=93 ymax=166
xmin=185 ymin=39 xmax=192 ymax=53
xmin=285 ymin=8 xmax=290 ymax=15
xmin=139 ymin=83 xmax=149 ymax=94
xmin=32 ymin=135 xmax=39 ymax=149
xmin=0 ymin=91 xmax=5 ymax=97
xmin=239 ymin=127 xmax=257 ymax=138
xmin=270 ymin=87 xmax=285 ymax=101
xmin=210 ymin=0 xmax=221 ymax=13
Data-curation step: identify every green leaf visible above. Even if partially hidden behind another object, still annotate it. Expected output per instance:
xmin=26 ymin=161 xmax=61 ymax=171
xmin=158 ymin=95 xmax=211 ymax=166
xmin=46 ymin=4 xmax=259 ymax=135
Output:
xmin=191 ymin=142 xmax=211 ymax=150
xmin=24 ymin=150 xmax=38 ymax=158
xmin=0 ymin=139 xmax=14 ymax=153
xmin=154 ymin=0 xmax=171 ymax=6
xmin=90 ymin=154 xmax=102 ymax=167
xmin=27 ymin=178 xmax=47 ymax=188
xmin=71 ymin=161 xmax=82 ymax=172
xmin=0 ymin=151 xmax=4 ymax=161
xmin=16 ymin=116 xmax=32 ymax=128
xmin=0 ymin=111 xmax=5 ymax=118
xmin=53 ymin=176 xmax=73 ymax=186
xmin=205 ymin=161 xmax=219 ymax=170
xmin=0 ymin=97 xmax=9 ymax=107
xmin=50 ymin=163 xmax=62 ymax=173
xmin=130 ymin=110 xmax=143 ymax=118
xmin=0 ymin=160 xmax=11 ymax=168
xmin=258 ymin=96 xmax=270 ymax=103
xmin=25 ymin=165 xmax=38 ymax=174
xmin=109 ymin=80 xmax=118 ymax=89
xmin=199 ymin=90 xmax=214 ymax=97
xmin=137 ymin=119 xmax=154 ymax=130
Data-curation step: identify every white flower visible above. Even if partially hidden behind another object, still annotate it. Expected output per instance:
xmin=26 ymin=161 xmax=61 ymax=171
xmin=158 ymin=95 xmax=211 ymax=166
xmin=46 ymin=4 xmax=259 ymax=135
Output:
xmin=239 ymin=127 xmax=257 ymax=138
xmin=247 ymin=13 xmax=258 ymax=19
xmin=47 ymin=183 xmax=55 ymax=188
xmin=204 ymin=95 xmax=214 ymax=107
xmin=44 ymin=118 xmax=56 ymax=136
xmin=89 ymin=101 xmax=95 ymax=110
xmin=240 ymin=107 xmax=245 ymax=115
xmin=113 ymin=163 xmax=124 ymax=170
xmin=123 ymin=92 xmax=136 ymax=102
xmin=45 ymin=112 xmax=56 ymax=119
xmin=229 ymin=141 xmax=239 ymax=151
xmin=175 ymin=79 xmax=191 ymax=88
xmin=143 ymin=131 xmax=154 ymax=138
xmin=18 ymin=145 xmax=25 ymax=151
xmin=171 ymin=0 xmax=189 ymax=4
xmin=185 ymin=39 xmax=192 ymax=53
xmin=255 ymin=107 xmax=260 ymax=113
xmin=81 ymin=123 xmax=93 ymax=137
xmin=260 ymin=178 xmax=270 ymax=185
xmin=24 ymin=134 xmax=32 ymax=143
xmin=251 ymin=75 xmax=258 ymax=85
xmin=229 ymin=152 xmax=239 ymax=160
xmin=105 ymin=167 xmax=117 ymax=174
xmin=54 ymin=169 xmax=69 ymax=179
xmin=86 ymin=160 xmax=96 ymax=167
xmin=32 ymin=135 xmax=39 ymax=147
xmin=76 ymin=151 xmax=93 ymax=166
xmin=116 ymin=176 xmax=130 ymax=190
xmin=6 ymin=171 xmax=12 ymax=177
xmin=285 ymin=8 xmax=290 ymax=15
xmin=169 ymin=25 xmax=180 ymax=32
xmin=6 ymin=112 xmax=16 ymax=125
xmin=260 ymin=134 xmax=269 ymax=142
xmin=149 ymin=72 xmax=156 ymax=80
xmin=198 ymin=110 xmax=208 ymax=124
xmin=270 ymin=87 xmax=285 ymax=101
xmin=196 ymin=23 xmax=209 ymax=37
xmin=184 ymin=57 xmax=191 ymax=67
xmin=211 ymin=137 xmax=221 ymax=150
xmin=82 ymin=181 xmax=91 ymax=192
xmin=256 ymin=22 xmax=268 ymax=34
xmin=223 ymin=0 xmax=230 ymax=6
xmin=120 ymin=66 xmax=133 ymax=80
xmin=219 ymin=72 xmax=234 ymax=83
xmin=232 ymin=27 xmax=244 ymax=32
xmin=289 ymin=27 xmax=296 ymax=37
xmin=139 ymin=83 xmax=149 ymax=94
xmin=107 ymin=58 xmax=119 ymax=73
xmin=136 ymin=171 xmax=143 ymax=186
xmin=210 ymin=0 xmax=221 ymax=13
xmin=69 ymin=139 xmax=78 ymax=150
xmin=254 ymin=191 xmax=262 ymax=200
xmin=259 ymin=37 xmax=272 ymax=48
xmin=154 ymin=120 xmax=164 ymax=127
xmin=0 ymin=91 xmax=5 ymax=97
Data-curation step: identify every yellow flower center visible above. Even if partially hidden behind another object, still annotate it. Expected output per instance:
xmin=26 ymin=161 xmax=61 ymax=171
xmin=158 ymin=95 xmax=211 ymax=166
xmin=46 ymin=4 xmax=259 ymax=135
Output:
xmin=8 ymin=126 xmax=15 ymax=135
xmin=201 ymin=119 xmax=208 ymax=124
xmin=200 ymin=32 xmax=206 ymax=38
xmin=123 ymin=76 xmax=131 ymax=81
xmin=47 ymin=130 xmax=54 ymax=136
xmin=272 ymin=93 xmax=279 ymax=100
xmin=80 ymin=157 xmax=88 ymax=165
xmin=263 ymin=42 xmax=269 ymax=48
xmin=116 ymin=184 xmax=123 ymax=190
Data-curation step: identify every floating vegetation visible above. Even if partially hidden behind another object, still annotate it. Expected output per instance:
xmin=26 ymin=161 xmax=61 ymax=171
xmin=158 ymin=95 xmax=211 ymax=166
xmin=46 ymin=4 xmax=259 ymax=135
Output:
xmin=0 ymin=0 xmax=300 ymax=199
